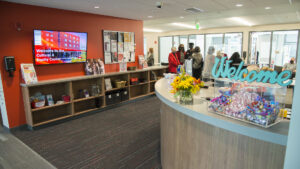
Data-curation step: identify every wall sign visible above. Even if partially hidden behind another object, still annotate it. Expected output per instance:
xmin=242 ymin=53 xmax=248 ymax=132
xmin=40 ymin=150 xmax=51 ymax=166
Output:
xmin=212 ymin=57 xmax=292 ymax=86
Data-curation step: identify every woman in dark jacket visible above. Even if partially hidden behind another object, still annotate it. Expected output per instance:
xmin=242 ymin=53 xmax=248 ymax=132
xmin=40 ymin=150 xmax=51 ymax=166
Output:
xmin=229 ymin=52 xmax=242 ymax=68
xmin=176 ymin=44 xmax=185 ymax=64
xmin=191 ymin=46 xmax=203 ymax=79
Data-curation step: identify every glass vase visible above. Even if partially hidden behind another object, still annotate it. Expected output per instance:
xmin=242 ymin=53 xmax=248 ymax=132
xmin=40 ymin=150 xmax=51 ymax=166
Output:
xmin=179 ymin=90 xmax=193 ymax=105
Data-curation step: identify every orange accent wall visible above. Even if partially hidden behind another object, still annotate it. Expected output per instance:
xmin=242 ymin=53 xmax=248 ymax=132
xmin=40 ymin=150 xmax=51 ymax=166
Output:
xmin=0 ymin=1 xmax=143 ymax=128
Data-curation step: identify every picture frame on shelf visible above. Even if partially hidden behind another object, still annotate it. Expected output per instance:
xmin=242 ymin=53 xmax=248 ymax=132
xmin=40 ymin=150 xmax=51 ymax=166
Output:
xmin=105 ymin=78 xmax=112 ymax=90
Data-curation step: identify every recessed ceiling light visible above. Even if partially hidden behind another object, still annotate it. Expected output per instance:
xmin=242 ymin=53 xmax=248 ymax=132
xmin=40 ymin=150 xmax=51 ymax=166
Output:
xmin=236 ymin=4 xmax=243 ymax=7
xmin=180 ymin=16 xmax=184 ymax=19
xmin=143 ymin=28 xmax=163 ymax=33
xmin=230 ymin=17 xmax=253 ymax=26
xmin=94 ymin=6 xmax=99 ymax=9
xmin=265 ymin=7 xmax=271 ymax=10
xmin=148 ymin=16 xmax=153 ymax=18
xmin=171 ymin=23 xmax=195 ymax=29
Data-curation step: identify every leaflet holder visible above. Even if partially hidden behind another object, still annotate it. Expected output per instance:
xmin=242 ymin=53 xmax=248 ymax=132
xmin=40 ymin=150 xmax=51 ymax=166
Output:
xmin=4 ymin=56 xmax=16 ymax=77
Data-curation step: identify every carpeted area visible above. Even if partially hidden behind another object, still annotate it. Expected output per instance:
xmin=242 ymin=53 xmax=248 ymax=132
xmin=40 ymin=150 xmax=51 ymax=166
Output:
xmin=13 ymin=96 xmax=161 ymax=169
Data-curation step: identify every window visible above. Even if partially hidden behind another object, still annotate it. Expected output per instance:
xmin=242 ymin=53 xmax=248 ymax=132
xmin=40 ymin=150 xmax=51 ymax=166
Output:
xmin=188 ymin=35 xmax=196 ymax=45
xmin=189 ymin=34 xmax=205 ymax=56
xmin=179 ymin=35 xmax=188 ymax=50
xmin=224 ymin=33 xmax=243 ymax=58
xmin=271 ymin=31 xmax=299 ymax=67
xmin=205 ymin=34 xmax=223 ymax=57
xmin=249 ymin=32 xmax=271 ymax=65
xmin=144 ymin=37 xmax=147 ymax=56
xmin=173 ymin=36 xmax=179 ymax=49
xmin=159 ymin=36 xmax=173 ymax=63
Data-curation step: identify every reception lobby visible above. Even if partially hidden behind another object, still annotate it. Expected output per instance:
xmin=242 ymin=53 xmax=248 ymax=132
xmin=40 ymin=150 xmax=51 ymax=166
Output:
xmin=0 ymin=0 xmax=300 ymax=169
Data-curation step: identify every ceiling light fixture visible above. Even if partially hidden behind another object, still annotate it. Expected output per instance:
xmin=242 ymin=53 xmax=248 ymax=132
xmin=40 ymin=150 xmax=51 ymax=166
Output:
xmin=148 ymin=16 xmax=153 ymax=18
xmin=180 ymin=16 xmax=184 ymax=19
xmin=230 ymin=17 xmax=253 ymax=26
xmin=265 ymin=6 xmax=271 ymax=10
xmin=236 ymin=4 xmax=243 ymax=7
xmin=171 ymin=23 xmax=195 ymax=29
xmin=143 ymin=28 xmax=163 ymax=33
xmin=94 ymin=6 xmax=99 ymax=9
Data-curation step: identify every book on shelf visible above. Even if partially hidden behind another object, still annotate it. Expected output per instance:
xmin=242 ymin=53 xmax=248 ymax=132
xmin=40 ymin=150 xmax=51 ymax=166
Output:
xmin=20 ymin=63 xmax=38 ymax=84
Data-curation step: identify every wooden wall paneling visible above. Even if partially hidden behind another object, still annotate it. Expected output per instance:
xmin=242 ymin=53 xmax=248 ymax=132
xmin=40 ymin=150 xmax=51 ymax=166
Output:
xmin=21 ymin=87 xmax=33 ymax=127
xmin=160 ymin=103 xmax=286 ymax=169
xmin=67 ymin=82 xmax=74 ymax=115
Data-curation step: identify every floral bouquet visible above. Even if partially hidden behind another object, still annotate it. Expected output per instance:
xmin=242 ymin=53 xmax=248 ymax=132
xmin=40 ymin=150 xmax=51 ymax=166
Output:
xmin=170 ymin=71 xmax=204 ymax=104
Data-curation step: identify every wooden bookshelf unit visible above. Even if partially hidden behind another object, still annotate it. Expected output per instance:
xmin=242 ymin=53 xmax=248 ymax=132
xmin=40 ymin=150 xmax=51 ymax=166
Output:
xmin=21 ymin=66 xmax=167 ymax=128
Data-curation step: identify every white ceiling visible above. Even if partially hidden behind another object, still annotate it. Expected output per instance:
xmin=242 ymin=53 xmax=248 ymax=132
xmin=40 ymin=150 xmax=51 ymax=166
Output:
xmin=4 ymin=0 xmax=300 ymax=32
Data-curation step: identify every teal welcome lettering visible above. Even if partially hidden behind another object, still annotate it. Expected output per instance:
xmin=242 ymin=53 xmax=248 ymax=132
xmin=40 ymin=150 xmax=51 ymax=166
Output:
xmin=211 ymin=57 xmax=292 ymax=86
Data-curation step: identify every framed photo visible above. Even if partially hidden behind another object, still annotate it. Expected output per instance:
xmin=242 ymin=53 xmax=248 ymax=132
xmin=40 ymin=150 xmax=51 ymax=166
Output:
xmin=105 ymin=78 xmax=112 ymax=90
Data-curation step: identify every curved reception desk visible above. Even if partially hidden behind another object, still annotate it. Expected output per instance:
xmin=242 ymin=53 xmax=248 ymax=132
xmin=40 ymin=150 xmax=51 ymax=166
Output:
xmin=155 ymin=78 xmax=289 ymax=169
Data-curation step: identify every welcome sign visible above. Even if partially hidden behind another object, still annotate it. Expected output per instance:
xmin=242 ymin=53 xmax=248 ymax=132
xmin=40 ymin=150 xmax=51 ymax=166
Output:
xmin=211 ymin=57 xmax=292 ymax=86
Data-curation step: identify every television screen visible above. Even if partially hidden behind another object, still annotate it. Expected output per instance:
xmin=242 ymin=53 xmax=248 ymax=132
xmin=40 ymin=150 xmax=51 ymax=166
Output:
xmin=33 ymin=30 xmax=87 ymax=65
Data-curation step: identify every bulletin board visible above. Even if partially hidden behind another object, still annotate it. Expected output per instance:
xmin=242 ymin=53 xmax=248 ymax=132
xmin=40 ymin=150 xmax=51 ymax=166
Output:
xmin=103 ymin=30 xmax=135 ymax=64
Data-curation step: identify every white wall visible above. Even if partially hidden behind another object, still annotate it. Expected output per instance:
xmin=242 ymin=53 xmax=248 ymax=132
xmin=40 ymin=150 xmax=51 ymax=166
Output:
xmin=144 ymin=23 xmax=300 ymax=64
xmin=0 ymin=71 xmax=9 ymax=128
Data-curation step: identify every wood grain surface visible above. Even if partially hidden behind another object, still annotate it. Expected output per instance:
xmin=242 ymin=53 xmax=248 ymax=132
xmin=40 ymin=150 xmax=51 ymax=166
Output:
xmin=161 ymin=103 xmax=286 ymax=169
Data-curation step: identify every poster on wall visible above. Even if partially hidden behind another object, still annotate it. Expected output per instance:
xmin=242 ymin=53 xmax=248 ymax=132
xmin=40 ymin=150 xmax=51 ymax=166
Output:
xmin=130 ymin=32 xmax=135 ymax=52
xmin=104 ymin=52 xmax=112 ymax=64
xmin=110 ymin=32 xmax=118 ymax=53
xmin=118 ymin=52 xmax=124 ymax=62
xmin=118 ymin=32 xmax=124 ymax=52
xmin=130 ymin=52 xmax=135 ymax=62
xmin=119 ymin=61 xmax=127 ymax=72
xmin=112 ymin=52 xmax=118 ymax=63
xmin=124 ymin=51 xmax=130 ymax=62
xmin=85 ymin=59 xmax=105 ymax=75
xmin=103 ymin=31 xmax=111 ymax=53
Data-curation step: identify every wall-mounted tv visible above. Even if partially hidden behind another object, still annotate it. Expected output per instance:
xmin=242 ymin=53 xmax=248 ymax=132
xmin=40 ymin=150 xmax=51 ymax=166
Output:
xmin=33 ymin=30 xmax=87 ymax=65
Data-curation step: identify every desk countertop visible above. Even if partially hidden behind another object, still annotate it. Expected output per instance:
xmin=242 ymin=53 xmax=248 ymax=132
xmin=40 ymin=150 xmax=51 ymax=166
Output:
xmin=155 ymin=78 xmax=289 ymax=146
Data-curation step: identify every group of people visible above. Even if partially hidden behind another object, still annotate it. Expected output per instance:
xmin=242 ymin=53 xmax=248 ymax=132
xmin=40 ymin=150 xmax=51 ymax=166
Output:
xmin=168 ymin=43 xmax=244 ymax=80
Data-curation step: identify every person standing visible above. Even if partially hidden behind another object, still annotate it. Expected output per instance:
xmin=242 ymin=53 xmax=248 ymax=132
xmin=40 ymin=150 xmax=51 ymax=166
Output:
xmin=168 ymin=47 xmax=180 ymax=73
xmin=147 ymin=48 xmax=154 ymax=66
xmin=176 ymin=44 xmax=185 ymax=64
xmin=185 ymin=43 xmax=194 ymax=59
xmin=283 ymin=57 xmax=297 ymax=72
xmin=283 ymin=57 xmax=297 ymax=78
xmin=202 ymin=46 xmax=216 ymax=81
xmin=191 ymin=46 xmax=203 ymax=79
xmin=229 ymin=52 xmax=242 ymax=68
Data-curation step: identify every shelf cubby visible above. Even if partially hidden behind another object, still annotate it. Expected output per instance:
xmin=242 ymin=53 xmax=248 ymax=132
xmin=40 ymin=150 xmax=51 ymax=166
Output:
xmin=130 ymin=84 xmax=149 ymax=99
xmin=74 ymin=97 xmax=104 ymax=114
xmin=29 ymin=82 xmax=71 ymax=104
xmin=72 ymin=78 xmax=103 ymax=100
xmin=32 ymin=104 xmax=72 ymax=126
xmin=150 ymin=69 xmax=166 ymax=81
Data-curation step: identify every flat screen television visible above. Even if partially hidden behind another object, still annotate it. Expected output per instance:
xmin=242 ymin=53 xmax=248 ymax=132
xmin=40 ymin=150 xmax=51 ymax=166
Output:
xmin=33 ymin=30 xmax=87 ymax=65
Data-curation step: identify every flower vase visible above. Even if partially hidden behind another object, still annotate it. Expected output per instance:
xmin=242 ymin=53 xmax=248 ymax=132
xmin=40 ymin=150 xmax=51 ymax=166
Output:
xmin=179 ymin=90 xmax=193 ymax=105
